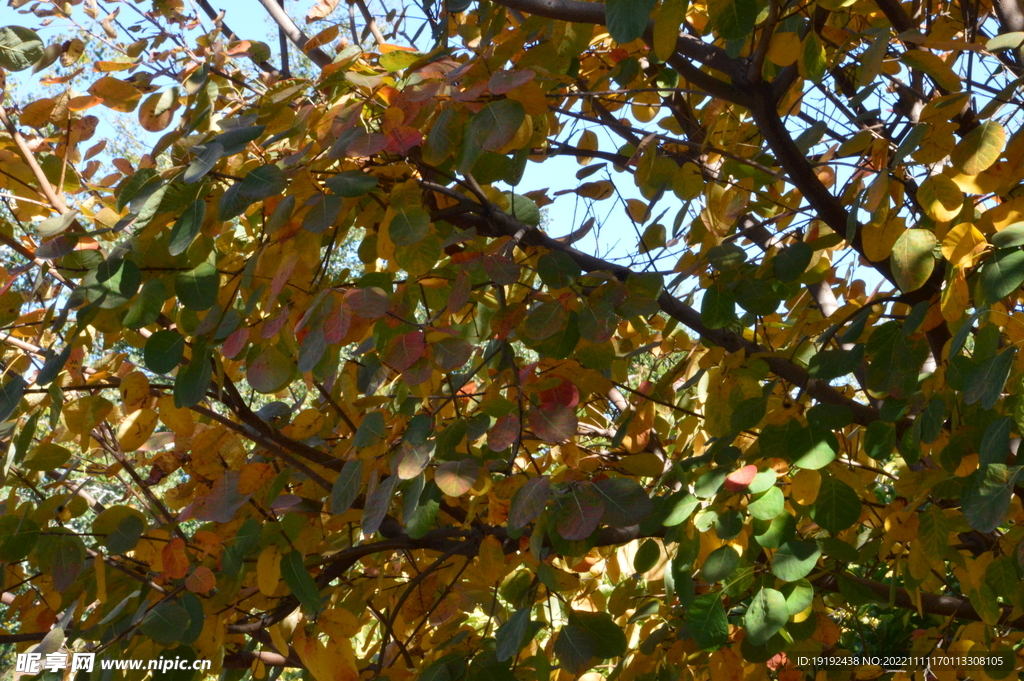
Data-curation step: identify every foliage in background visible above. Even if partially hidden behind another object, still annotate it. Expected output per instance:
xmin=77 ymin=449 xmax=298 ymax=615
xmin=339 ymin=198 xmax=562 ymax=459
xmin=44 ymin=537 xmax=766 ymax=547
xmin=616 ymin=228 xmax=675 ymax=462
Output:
xmin=3 ymin=0 xmax=1024 ymax=680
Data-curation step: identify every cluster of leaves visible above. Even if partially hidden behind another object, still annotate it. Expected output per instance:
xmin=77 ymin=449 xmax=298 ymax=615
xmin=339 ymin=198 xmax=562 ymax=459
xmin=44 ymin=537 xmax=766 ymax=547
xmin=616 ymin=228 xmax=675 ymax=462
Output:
xmin=6 ymin=0 xmax=1024 ymax=680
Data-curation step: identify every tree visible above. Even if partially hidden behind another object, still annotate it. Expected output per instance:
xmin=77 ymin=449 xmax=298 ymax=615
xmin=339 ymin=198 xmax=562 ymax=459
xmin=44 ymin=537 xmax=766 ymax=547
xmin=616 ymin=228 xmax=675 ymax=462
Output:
xmin=2 ymin=0 xmax=1024 ymax=678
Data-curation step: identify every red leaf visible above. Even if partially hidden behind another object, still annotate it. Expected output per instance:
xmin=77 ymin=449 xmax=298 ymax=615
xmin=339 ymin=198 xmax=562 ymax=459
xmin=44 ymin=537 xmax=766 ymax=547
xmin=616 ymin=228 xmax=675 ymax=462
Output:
xmin=384 ymin=126 xmax=423 ymax=154
xmin=386 ymin=331 xmax=425 ymax=372
xmin=528 ymin=405 xmax=578 ymax=442
xmin=223 ymin=327 xmax=248 ymax=359
xmin=724 ymin=465 xmax=758 ymax=492
xmin=488 ymin=414 xmax=521 ymax=452
xmin=556 ymin=482 xmax=605 ymax=540
xmin=539 ymin=377 xmax=580 ymax=409
xmin=346 ymin=287 xmax=390 ymax=318
xmin=323 ymin=301 xmax=351 ymax=343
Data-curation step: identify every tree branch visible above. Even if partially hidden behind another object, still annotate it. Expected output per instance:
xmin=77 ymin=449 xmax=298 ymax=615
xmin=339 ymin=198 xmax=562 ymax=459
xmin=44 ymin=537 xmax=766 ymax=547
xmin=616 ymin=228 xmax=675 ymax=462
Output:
xmin=255 ymin=0 xmax=333 ymax=68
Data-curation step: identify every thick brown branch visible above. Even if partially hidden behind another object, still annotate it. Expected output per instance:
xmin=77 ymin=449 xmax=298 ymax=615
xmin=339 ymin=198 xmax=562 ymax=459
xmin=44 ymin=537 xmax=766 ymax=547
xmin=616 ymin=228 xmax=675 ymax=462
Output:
xmin=256 ymin=0 xmax=333 ymax=68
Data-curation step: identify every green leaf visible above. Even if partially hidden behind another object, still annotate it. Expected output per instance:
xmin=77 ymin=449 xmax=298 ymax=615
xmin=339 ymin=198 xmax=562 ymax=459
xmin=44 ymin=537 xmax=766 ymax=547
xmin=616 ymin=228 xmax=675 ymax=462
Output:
xmin=554 ymin=625 xmax=595 ymax=674
xmin=890 ymin=229 xmax=936 ymax=293
xmin=605 ymin=0 xmax=656 ymax=43
xmin=144 ymin=330 xmax=185 ymax=374
xmin=23 ymin=442 xmax=72 ymax=471
xmin=509 ymin=476 xmax=550 ymax=530
xmin=84 ymin=258 xmax=141 ymax=309
xmin=772 ymin=540 xmax=821 ymax=582
xmin=962 ymin=465 xmax=1021 ymax=533
xmin=504 ymin=192 xmax=541 ymax=227
xmin=469 ymin=99 xmax=526 ymax=152
xmin=734 ymin=279 xmax=779 ymax=316
xmin=389 ymin=206 xmax=431 ymax=246
xmin=991 ymin=222 xmax=1024 ymax=249
xmin=183 ymin=143 xmax=223 ymax=184
xmin=0 ymin=375 xmax=26 ymax=422
xmin=753 ymin=513 xmax=796 ymax=549
xmin=748 ymin=486 xmax=784 ymax=520
xmin=302 ymin=194 xmax=343 ymax=233
xmin=175 ymin=258 xmax=219 ymax=311
xmin=773 ymin=242 xmax=812 ymax=282
xmin=123 ymin=278 xmax=167 ymax=330
xmin=141 ymin=602 xmax=191 ymax=645
xmin=496 ymin=607 xmax=531 ymax=662
xmin=571 ymin=611 xmax=627 ymax=658
xmin=325 ymin=170 xmax=378 ymax=197
xmin=744 ymin=588 xmax=788 ymax=646
xmin=379 ymin=49 xmax=424 ymax=71
xmin=239 ymin=164 xmax=287 ymax=199
xmin=0 ymin=515 xmax=40 ymax=561
xmin=951 ymin=120 xmax=1005 ymax=175
xmin=987 ymin=32 xmax=1024 ymax=51
xmin=789 ymin=426 xmax=838 ymax=470
xmin=354 ymin=411 xmax=386 ymax=448
xmin=980 ymin=416 xmax=1013 ymax=466
xmin=211 ymin=124 xmax=265 ymax=156
xmin=36 ymin=210 xmax=80 ymax=239
xmin=701 ymin=282 xmax=736 ymax=329
xmin=280 ymin=550 xmax=321 ymax=615
xmin=174 ymin=345 xmax=212 ymax=408
xmin=330 ymin=459 xmax=363 ymax=514
xmin=688 ymin=593 xmax=728 ymax=651
xmin=362 ymin=474 xmax=398 ymax=535
xmin=595 ymin=477 xmax=653 ymax=527
xmin=633 ymin=539 xmax=661 ymax=574
xmin=810 ymin=476 xmax=862 ymax=534
xmin=707 ymin=0 xmax=757 ymax=41
xmin=965 ymin=347 xmax=1016 ymax=410
xmin=702 ymin=545 xmax=739 ymax=582
xmin=0 ymin=26 xmax=43 ymax=71
xmin=781 ymin=579 xmax=814 ymax=616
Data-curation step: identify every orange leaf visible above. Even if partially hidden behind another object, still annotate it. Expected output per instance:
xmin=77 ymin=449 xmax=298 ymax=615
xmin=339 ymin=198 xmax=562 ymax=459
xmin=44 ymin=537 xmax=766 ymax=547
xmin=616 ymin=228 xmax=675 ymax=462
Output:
xmin=185 ymin=566 xmax=216 ymax=594
xmin=161 ymin=537 xmax=189 ymax=580
xmin=724 ymin=465 xmax=758 ymax=492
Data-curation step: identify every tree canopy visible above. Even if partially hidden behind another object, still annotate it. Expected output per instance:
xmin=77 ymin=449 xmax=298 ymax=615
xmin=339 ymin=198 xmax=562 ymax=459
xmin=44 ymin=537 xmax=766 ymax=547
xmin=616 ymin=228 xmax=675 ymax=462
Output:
xmin=3 ymin=0 xmax=1024 ymax=678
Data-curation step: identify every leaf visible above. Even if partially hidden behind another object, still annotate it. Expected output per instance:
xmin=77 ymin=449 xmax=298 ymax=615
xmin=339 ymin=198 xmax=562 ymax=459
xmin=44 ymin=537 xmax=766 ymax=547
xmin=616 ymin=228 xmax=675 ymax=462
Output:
xmin=556 ymin=481 xmax=605 ymax=540
xmin=951 ymin=121 xmax=1005 ymax=175
xmin=744 ymin=588 xmax=788 ymax=646
xmin=36 ymin=210 xmax=79 ymax=238
xmin=183 ymin=143 xmax=223 ymax=183
xmin=88 ymin=76 xmax=142 ymax=112
xmin=962 ymin=465 xmax=1021 ymax=533
xmin=509 ymin=476 xmax=550 ymax=529
xmin=173 ymin=345 xmax=212 ymax=409
xmin=772 ymin=540 xmax=821 ymax=582
xmin=186 ymin=565 xmax=216 ymax=594
xmin=0 ymin=26 xmax=43 ymax=71
xmin=302 ymin=194 xmax=343 ymax=233
xmin=965 ymin=347 xmax=1016 ymax=409
xmin=988 ymin=32 xmax=1024 ymax=51
xmin=605 ymin=0 xmax=656 ymax=44
xmin=981 ymin=249 xmax=1024 ymax=303
xmin=435 ymin=458 xmax=479 ymax=497
xmin=901 ymin=50 xmax=961 ymax=92
xmin=496 ymin=607 xmax=531 ymax=662
xmin=554 ymin=625 xmax=595 ymax=674
xmin=708 ymin=0 xmax=757 ymax=41
xmin=980 ymin=416 xmax=1013 ymax=466
xmin=688 ymin=593 xmax=728 ymax=650
xmin=144 ymin=330 xmax=185 ymax=374
xmin=528 ymin=405 xmax=577 ymax=442
xmin=280 ymin=550 xmax=321 ymax=615
xmin=595 ymin=477 xmax=653 ymax=527
xmin=890 ymin=229 xmax=937 ymax=292
xmin=247 ymin=346 xmax=295 ymax=394
xmin=773 ymin=242 xmax=812 ymax=282
xmin=394 ymin=440 xmax=433 ymax=479
xmin=141 ymin=602 xmax=191 ymax=645
xmin=748 ymin=486 xmax=784 ymax=520
xmin=325 ymin=170 xmax=378 ymax=197
xmin=123 ymin=278 xmax=167 ymax=329
xmin=0 ymin=515 xmax=40 ymax=561
xmin=810 ymin=476 xmax=862 ymax=534
xmin=23 ymin=442 xmax=73 ymax=470
xmin=175 ymin=259 xmax=219 ymax=311
xmin=469 ymin=99 xmax=526 ymax=152
xmin=702 ymin=545 xmax=739 ymax=582
xmin=331 ymin=459 xmax=362 ymax=514
xmin=362 ymin=474 xmax=398 ymax=535
xmin=917 ymin=174 xmax=963 ymax=222
xmin=239 ymin=164 xmax=287 ymax=199
xmin=0 ymin=375 xmax=26 ymax=423
xmin=654 ymin=0 xmax=686 ymax=61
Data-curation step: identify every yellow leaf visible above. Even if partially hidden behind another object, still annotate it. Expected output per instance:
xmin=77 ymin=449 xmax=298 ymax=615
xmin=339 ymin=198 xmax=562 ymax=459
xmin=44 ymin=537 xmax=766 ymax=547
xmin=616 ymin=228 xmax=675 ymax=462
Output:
xmin=917 ymin=174 xmax=963 ymax=222
xmin=575 ymin=180 xmax=614 ymax=200
xmin=87 ymin=76 xmax=142 ymax=113
xmin=64 ymin=395 xmax=114 ymax=436
xmin=951 ymin=121 xmax=1005 ymax=176
xmin=117 ymin=408 xmax=158 ymax=451
xmin=941 ymin=266 xmax=969 ymax=323
xmin=631 ymin=89 xmax=661 ymax=123
xmin=289 ymin=408 xmax=325 ymax=440
xmin=767 ymin=31 xmax=801 ymax=67
xmin=673 ymin=162 xmax=703 ymax=200
xmin=576 ymin=130 xmax=598 ymax=165
xmin=653 ymin=0 xmax=685 ymax=61
xmin=709 ymin=648 xmax=743 ymax=681
xmin=94 ymin=553 xmax=106 ymax=603
xmin=257 ymin=544 xmax=282 ymax=597
xmin=158 ymin=394 xmax=195 ymax=436
xmin=239 ymin=462 xmax=275 ymax=495
xmin=626 ymin=198 xmax=649 ymax=222
xmin=861 ymin=216 xmax=905 ymax=262
xmin=900 ymin=50 xmax=961 ymax=92
xmin=120 ymin=371 xmax=151 ymax=414
xmin=319 ymin=608 xmax=360 ymax=642
xmin=791 ymin=468 xmax=821 ymax=505
xmin=941 ymin=222 xmax=985 ymax=266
